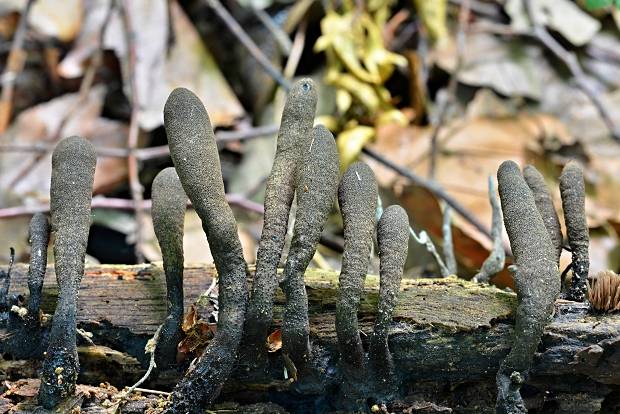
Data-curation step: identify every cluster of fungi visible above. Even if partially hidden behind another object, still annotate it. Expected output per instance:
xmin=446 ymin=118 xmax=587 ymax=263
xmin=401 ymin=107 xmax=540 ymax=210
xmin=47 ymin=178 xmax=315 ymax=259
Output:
xmin=0 ymin=78 xmax=611 ymax=414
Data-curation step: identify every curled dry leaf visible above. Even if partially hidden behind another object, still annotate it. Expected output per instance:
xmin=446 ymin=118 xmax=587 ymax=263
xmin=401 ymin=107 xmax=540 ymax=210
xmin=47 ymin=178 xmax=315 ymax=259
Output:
xmin=413 ymin=0 xmax=448 ymax=44
xmin=3 ymin=0 xmax=83 ymax=42
xmin=177 ymin=305 xmax=217 ymax=361
xmin=58 ymin=0 xmax=245 ymax=130
xmin=0 ymin=86 xmax=129 ymax=201
xmin=266 ymin=329 xmax=282 ymax=353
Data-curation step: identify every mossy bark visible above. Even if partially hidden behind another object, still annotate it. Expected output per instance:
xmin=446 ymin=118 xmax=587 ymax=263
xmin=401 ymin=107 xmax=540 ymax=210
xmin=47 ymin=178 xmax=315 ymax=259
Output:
xmin=1 ymin=264 xmax=619 ymax=413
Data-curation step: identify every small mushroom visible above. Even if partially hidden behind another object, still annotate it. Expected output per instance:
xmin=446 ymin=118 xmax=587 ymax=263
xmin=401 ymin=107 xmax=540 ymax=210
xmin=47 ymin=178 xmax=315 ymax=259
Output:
xmin=164 ymin=88 xmax=249 ymax=411
xmin=495 ymin=160 xmax=560 ymax=414
xmin=559 ymin=161 xmax=589 ymax=302
xmin=368 ymin=205 xmax=409 ymax=397
xmin=335 ymin=161 xmax=377 ymax=383
xmin=38 ymin=136 xmax=96 ymax=409
xmin=151 ymin=167 xmax=187 ymax=368
xmin=523 ymin=165 xmax=563 ymax=264
xmin=280 ymin=125 xmax=339 ymax=380
xmin=588 ymin=270 xmax=620 ymax=312
xmin=241 ymin=78 xmax=317 ymax=371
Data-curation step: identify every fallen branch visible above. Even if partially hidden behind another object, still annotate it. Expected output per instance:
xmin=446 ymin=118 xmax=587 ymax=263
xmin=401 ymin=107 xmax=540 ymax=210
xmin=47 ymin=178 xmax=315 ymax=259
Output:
xmin=1 ymin=263 xmax=619 ymax=413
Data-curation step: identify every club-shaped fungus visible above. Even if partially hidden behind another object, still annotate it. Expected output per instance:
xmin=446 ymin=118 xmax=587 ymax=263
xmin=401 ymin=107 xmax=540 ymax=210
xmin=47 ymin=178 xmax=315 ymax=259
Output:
xmin=335 ymin=162 xmax=377 ymax=383
xmin=38 ymin=136 xmax=96 ymax=409
xmin=151 ymin=167 xmax=187 ymax=368
xmin=495 ymin=160 xmax=560 ymax=414
xmin=280 ymin=125 xmax=339 ymax=381
xmin=164 ymin=88 xmax=249 ymax=411
xmin=559 ymin=161 xmax=589 ymax=302
xmin=368 ymin=205 xmax=409 ymax=397
xmin=241 ymin=79 xmax=317 ymax=372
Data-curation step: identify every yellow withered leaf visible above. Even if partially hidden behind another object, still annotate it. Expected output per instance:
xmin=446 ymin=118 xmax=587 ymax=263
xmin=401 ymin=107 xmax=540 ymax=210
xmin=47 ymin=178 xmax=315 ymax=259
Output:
xmin=337 ymin=125 xmax=376 ymax=172
xmin=360 ymin=14 xmax=408 ymax=82
xmin=413 ymin=0 xmax=448 ymax=43
xmin=315 ymin=11 xmax=380 ymax=84
xmin=314 ymin=115 xmax=339 ymax=131
xmin=336 ymin=89 xmax=353 ymax=113
xmin=329 ymin=72 xmax=381 ymax=113
xmin=376 ymin=109 xmax=409 ymax=126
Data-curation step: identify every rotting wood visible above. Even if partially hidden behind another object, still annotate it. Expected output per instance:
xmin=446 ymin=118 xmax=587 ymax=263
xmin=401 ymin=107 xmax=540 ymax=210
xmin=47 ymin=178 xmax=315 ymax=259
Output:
xmin=1 ymin=263 xmax=619 ymax=413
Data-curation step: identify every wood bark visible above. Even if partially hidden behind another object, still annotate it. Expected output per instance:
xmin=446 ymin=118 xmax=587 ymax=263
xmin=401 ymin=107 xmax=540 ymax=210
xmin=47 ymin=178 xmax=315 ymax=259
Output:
xmin=1 ymin=263 xmax=619 ymax=413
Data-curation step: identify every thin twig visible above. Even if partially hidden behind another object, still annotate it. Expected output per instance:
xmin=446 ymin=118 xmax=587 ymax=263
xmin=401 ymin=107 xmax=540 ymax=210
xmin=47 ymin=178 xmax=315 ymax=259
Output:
xmin=283 ymin=19 xmax=307 ymax=79
xmin=114 ymin=325 xmax=161 ymax=405
xmin=252 ymin=6 xmax=292 ymax=56
xmin=0 ymin=0 xmax=35 ymax=134
xmin=524 ymin=0 xmax=620 ymax=141
xmin=206 ymin=0 xmax=291 ymax=90
xmin=363 ymin=147 xmax=493 ymax=242
xmin=0 ymin=194 xmax=265 ymax=219
xmin=442 ymin=204 xmax=457 ymax=276
xmin=119 ymin=0 xmax=146 ymax=263
xmin=6 ymin=0 xmax=115 ymax=188
xmin=0 ymin=124 xmax=280 ymax=159
xmin=197 ymin=275 xmax=219 ymax=306
xmin=473 ymin=176 xmax=505 ymax=283
xmin=133 ymin=388 xmax=171 ymax=396
xmin=428 ymin=0 xmax=470 ymax=178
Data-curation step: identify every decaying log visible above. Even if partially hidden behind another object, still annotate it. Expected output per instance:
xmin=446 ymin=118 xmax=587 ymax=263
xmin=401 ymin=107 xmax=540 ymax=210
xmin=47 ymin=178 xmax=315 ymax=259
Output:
xmin=1 ymin=263 xmax=619 ymax=413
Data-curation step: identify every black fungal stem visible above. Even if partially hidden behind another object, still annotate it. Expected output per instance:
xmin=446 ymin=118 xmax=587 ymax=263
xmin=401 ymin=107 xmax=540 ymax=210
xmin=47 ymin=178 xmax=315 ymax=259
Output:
xmin=241 ymin=79 xmax=317 ymax=373
xmin=39 ymin=136 xmax=96 ymax=409
xmin=369 ymin=205 xmax=409 ymax=398
xmin=280 ymin=125 xmax=339 ymax=383
xmin=0 ymin=248 xmax=14 ymax=314
xmin=560 ymin=161 xmax=589 ymax=302
xmin=523 ymin=165 xmax=563 ymax=264
xmin=336 ymin=162 xmax=377 ymax=385
xmin=26 ymin=213 xmax=50 ymax=321
xmin=495 ymin=160 xmax=560 ymax=414
xmin=151 ymin=167 xmax=187 ymax=368
xmin=164 ymin=88 xmax=249 ymax=412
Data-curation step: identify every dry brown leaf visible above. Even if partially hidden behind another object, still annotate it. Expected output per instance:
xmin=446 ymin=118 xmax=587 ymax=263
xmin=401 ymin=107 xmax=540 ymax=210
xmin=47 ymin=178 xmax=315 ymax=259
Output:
xmin=368 ymin=108 xmax=620 ymax=281
xmin=367 ymin=113 xmax=571 ymax=245
xmin=3 ymin=379 xmax=39 ymax=397
xmin=177 ymin=320 xmax=216 ymax=361
xmin=432 ymin=32 xmax=554 ymax=99
xmin=0 ymin=86 xmax=129 ymax=203
xmin=178 ymin=304 xmax=217 ymax=361
xmin=2 ymin=0 xmax=83 ymax=42
xmin=365 ymin=113 xmax=574 ymax=282
xmin=181 ymin=305 xmax=198 ymax=333
xmin=58 ymin=0 xmax=244 ymax=130
xmin=266 ymin=329 xmax=282 ymax=353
